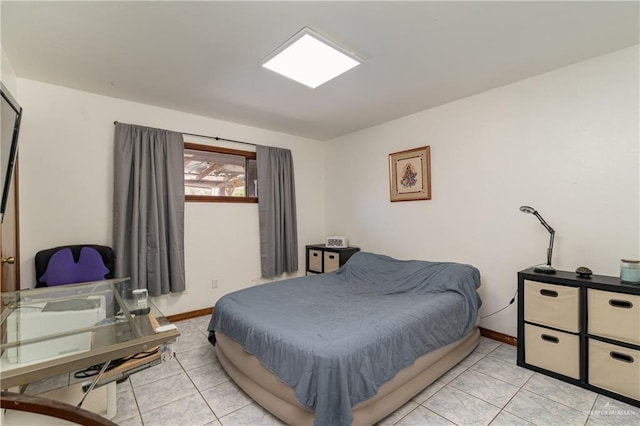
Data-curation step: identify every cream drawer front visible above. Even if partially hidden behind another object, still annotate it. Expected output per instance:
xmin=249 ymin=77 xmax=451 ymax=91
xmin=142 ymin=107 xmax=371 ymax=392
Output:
xmin=589 ymin=339 xmax=640 ymax=400
xmin=308 ymin=250 xmax=323 ymax=273
xmin=588 ymin=289 xmax=640 ymax=345
xmin=324 ymin=252 xmax=340 ymax=272
xmin=524 ymin=280 xmax=580 ymax=332
xmin=525 ymin=323 xmax=580 ymax=379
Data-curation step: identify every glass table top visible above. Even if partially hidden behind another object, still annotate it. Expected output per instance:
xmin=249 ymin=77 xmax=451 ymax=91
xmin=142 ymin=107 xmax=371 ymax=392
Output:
xmin=0 ymin=278 xmax=179 ymax=389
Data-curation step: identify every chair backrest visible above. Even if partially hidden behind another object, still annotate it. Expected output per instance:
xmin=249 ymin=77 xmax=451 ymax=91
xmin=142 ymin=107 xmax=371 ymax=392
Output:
xmin=35 ymin=245 xmax=115 ymax=288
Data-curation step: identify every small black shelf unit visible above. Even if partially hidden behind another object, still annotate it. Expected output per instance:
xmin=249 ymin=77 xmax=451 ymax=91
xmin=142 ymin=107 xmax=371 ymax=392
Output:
xmin=517 ymin=268 xmax=640 ymax=408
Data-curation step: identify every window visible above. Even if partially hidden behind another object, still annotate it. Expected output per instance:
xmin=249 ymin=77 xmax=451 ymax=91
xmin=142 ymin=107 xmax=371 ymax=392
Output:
xmin=184 ymin=142 xmax=257 ymax=203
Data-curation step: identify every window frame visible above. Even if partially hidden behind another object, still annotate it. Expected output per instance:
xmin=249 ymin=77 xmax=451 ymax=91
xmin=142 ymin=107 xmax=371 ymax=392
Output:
xmin=184 ymin=142 xmax=258 ymax=204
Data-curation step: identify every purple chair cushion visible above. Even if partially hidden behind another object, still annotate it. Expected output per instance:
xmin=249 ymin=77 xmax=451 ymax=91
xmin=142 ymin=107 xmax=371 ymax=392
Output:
xmin=39 ymin=247 xmax=110 ymax=286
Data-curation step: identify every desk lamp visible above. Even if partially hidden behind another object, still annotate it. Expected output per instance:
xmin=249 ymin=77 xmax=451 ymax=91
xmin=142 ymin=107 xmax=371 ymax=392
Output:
xmin=520 ymin=205 xmax=556 ymax=274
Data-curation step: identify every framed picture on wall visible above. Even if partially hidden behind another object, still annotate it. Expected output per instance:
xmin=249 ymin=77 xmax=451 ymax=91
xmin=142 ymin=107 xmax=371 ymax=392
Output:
xmin=388 ymin=146 xmax=431 ymax=202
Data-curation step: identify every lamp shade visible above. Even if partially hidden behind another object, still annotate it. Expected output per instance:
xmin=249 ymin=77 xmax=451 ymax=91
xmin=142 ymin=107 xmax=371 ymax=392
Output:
xmin=519 ymin=206 xmax=536 ymax=214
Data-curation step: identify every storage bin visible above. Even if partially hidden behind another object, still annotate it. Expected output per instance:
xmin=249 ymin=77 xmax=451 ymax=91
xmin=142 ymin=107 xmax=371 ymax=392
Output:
xmin=588 ymin=289 xmax=640 ymax=345
xmin=589 ymin=338 xmax=640 ymax=400
xmin=524 ymin=280 xmax=580 ymax=333
xmin=308 ymin=249 xmax=323 ymax=273
xmin=524 ymin=323 xmax=580 ymax=379
xmin=324 ymin=251 xmax=340 ymax=272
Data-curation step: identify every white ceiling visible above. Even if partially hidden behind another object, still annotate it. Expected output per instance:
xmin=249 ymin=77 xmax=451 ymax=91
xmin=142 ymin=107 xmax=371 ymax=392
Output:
xmin=2 ymin=1 xmax=639 ymax=141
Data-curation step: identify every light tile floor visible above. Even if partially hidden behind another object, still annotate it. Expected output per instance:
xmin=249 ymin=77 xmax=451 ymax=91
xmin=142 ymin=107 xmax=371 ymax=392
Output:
xmin=25 ymin=315 xmax=640 ymax=425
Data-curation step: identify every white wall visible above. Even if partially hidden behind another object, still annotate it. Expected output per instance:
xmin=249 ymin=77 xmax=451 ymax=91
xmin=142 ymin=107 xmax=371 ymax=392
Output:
xmin=324 ymin=46 xmax=640 ymax=337
xmin=1 ymin=46 xmax=18 ymax=95
xmin=16 ymin=79 xmax=325 ymax=315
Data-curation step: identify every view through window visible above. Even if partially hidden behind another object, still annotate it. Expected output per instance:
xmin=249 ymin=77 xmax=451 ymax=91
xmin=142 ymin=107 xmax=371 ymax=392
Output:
xmin=184 ymin=143 xmax=257 ymax=202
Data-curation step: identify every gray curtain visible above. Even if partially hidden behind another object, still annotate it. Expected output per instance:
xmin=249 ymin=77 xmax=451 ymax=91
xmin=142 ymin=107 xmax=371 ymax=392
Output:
xmin=257 ymin=145 xmax=298 ymax=278
xmin=113 ymin=123 xmax=185 ymax=296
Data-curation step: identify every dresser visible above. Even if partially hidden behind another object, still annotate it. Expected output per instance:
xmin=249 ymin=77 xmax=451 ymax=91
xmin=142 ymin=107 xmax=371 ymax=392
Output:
xmin=517 ymin=268 xmax=640 ymax=408
xmin=305 ymin=244 xmax=360 ymax=274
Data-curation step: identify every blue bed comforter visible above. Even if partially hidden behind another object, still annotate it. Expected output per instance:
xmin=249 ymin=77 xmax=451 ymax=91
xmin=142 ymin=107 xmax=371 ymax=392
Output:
xmin=208 ymin=252 xmax=481 ymax=425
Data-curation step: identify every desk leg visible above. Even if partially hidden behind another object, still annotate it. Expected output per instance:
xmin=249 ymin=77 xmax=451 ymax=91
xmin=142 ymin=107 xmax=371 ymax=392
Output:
xmin=77 ymin=360 xmax=111 ymax=408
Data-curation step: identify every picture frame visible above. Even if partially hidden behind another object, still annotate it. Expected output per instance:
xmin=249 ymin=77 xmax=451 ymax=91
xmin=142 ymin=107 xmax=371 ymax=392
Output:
xmin=388 ymin=146 xmax=431 ymax=202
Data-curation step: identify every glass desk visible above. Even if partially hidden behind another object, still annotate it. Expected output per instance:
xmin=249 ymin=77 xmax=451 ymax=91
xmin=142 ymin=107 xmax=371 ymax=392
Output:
xmin=0 ymin=278 xmax=180 ymax=390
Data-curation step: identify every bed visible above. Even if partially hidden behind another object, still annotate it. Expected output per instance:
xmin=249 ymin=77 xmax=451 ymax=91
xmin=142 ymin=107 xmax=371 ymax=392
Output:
xmin=207 ymin=252 xmax=482 ymax=425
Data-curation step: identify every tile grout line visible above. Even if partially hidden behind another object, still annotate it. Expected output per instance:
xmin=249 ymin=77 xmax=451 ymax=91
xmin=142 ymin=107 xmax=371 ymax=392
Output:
xmin=183 ymin=359 xmax=222 ymax=424
xmin=181 ymin=318 xmax=223 ymax=425
xmin=130 ymin=378 xmax=145 ymax=426
xmin=112 ymin=378 xmax=145 ymax=426
xmin=451 ymin=360 xmax=522 ymax=391
xmin=584 ymin=394 xmax=601 ymax=425
xmin=427 ymin=382 xmax=502 ymax=426
xmin=130 ymin=317 xmax=215 ymax=425
xmin=424 ymin=343 xmax=527 ymax=426
xmin=185 ymin=316 xmax=281 ymax=423
xmin=172 ymin=317 xmax=231 ymax=424
xmin=518 ymin=374 xmax=600 ymax=418
xmin=409 ymin=344 xmax=498 ymax=425
xmin=492 ymin=363 xmax=534 ymax=424
xmin=388 ymin=401 xmax=421 ymax=425
xmin=415 ymin=383 xmax=456 ymax=424
xmin=446 ymin=380 xmax=505 ymax=411
xmin=496 ymin=386 xmax=530 ymax=425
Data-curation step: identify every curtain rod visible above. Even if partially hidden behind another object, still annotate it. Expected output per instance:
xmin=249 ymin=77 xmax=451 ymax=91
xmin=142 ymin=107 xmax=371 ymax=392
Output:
xmin=113 ymin=121 xmax=257 ymax=147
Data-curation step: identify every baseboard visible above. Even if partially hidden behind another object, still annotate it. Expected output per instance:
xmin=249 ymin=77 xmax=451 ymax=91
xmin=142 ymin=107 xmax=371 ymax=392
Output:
xmin=479 ymin=327 xmax=517 ymax=346
xmin=167 ymin=307 xmax=214 ymax=323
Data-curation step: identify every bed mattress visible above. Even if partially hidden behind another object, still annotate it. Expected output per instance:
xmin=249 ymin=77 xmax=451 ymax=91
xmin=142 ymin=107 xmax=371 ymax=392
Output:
xmin=216 ymin=327 xmax=479 ymax=425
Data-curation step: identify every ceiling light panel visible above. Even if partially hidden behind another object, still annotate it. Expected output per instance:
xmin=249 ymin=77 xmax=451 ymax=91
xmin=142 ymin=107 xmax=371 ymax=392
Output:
xmin=262 ymin=27 xmax=362 ymax=89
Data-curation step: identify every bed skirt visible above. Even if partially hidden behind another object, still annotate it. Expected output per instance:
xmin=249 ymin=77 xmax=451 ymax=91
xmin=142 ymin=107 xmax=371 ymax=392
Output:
xmin=215 ymin=327 xmax=480 ymax=425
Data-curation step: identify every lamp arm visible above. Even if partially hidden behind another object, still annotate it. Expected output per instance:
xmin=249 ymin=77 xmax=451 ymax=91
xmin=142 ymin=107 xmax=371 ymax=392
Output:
xmin=532 ymin=211 xmax=555 ymax=267
xmin=547 ymin=231 xmax=555 ymax=267
xmin=533 ymin=211 xmax=555 ymax=234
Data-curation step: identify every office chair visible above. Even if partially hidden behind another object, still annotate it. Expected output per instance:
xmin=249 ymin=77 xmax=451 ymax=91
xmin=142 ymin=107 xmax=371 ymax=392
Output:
xmin=35 ymin=245 xmax=115 ymax=288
